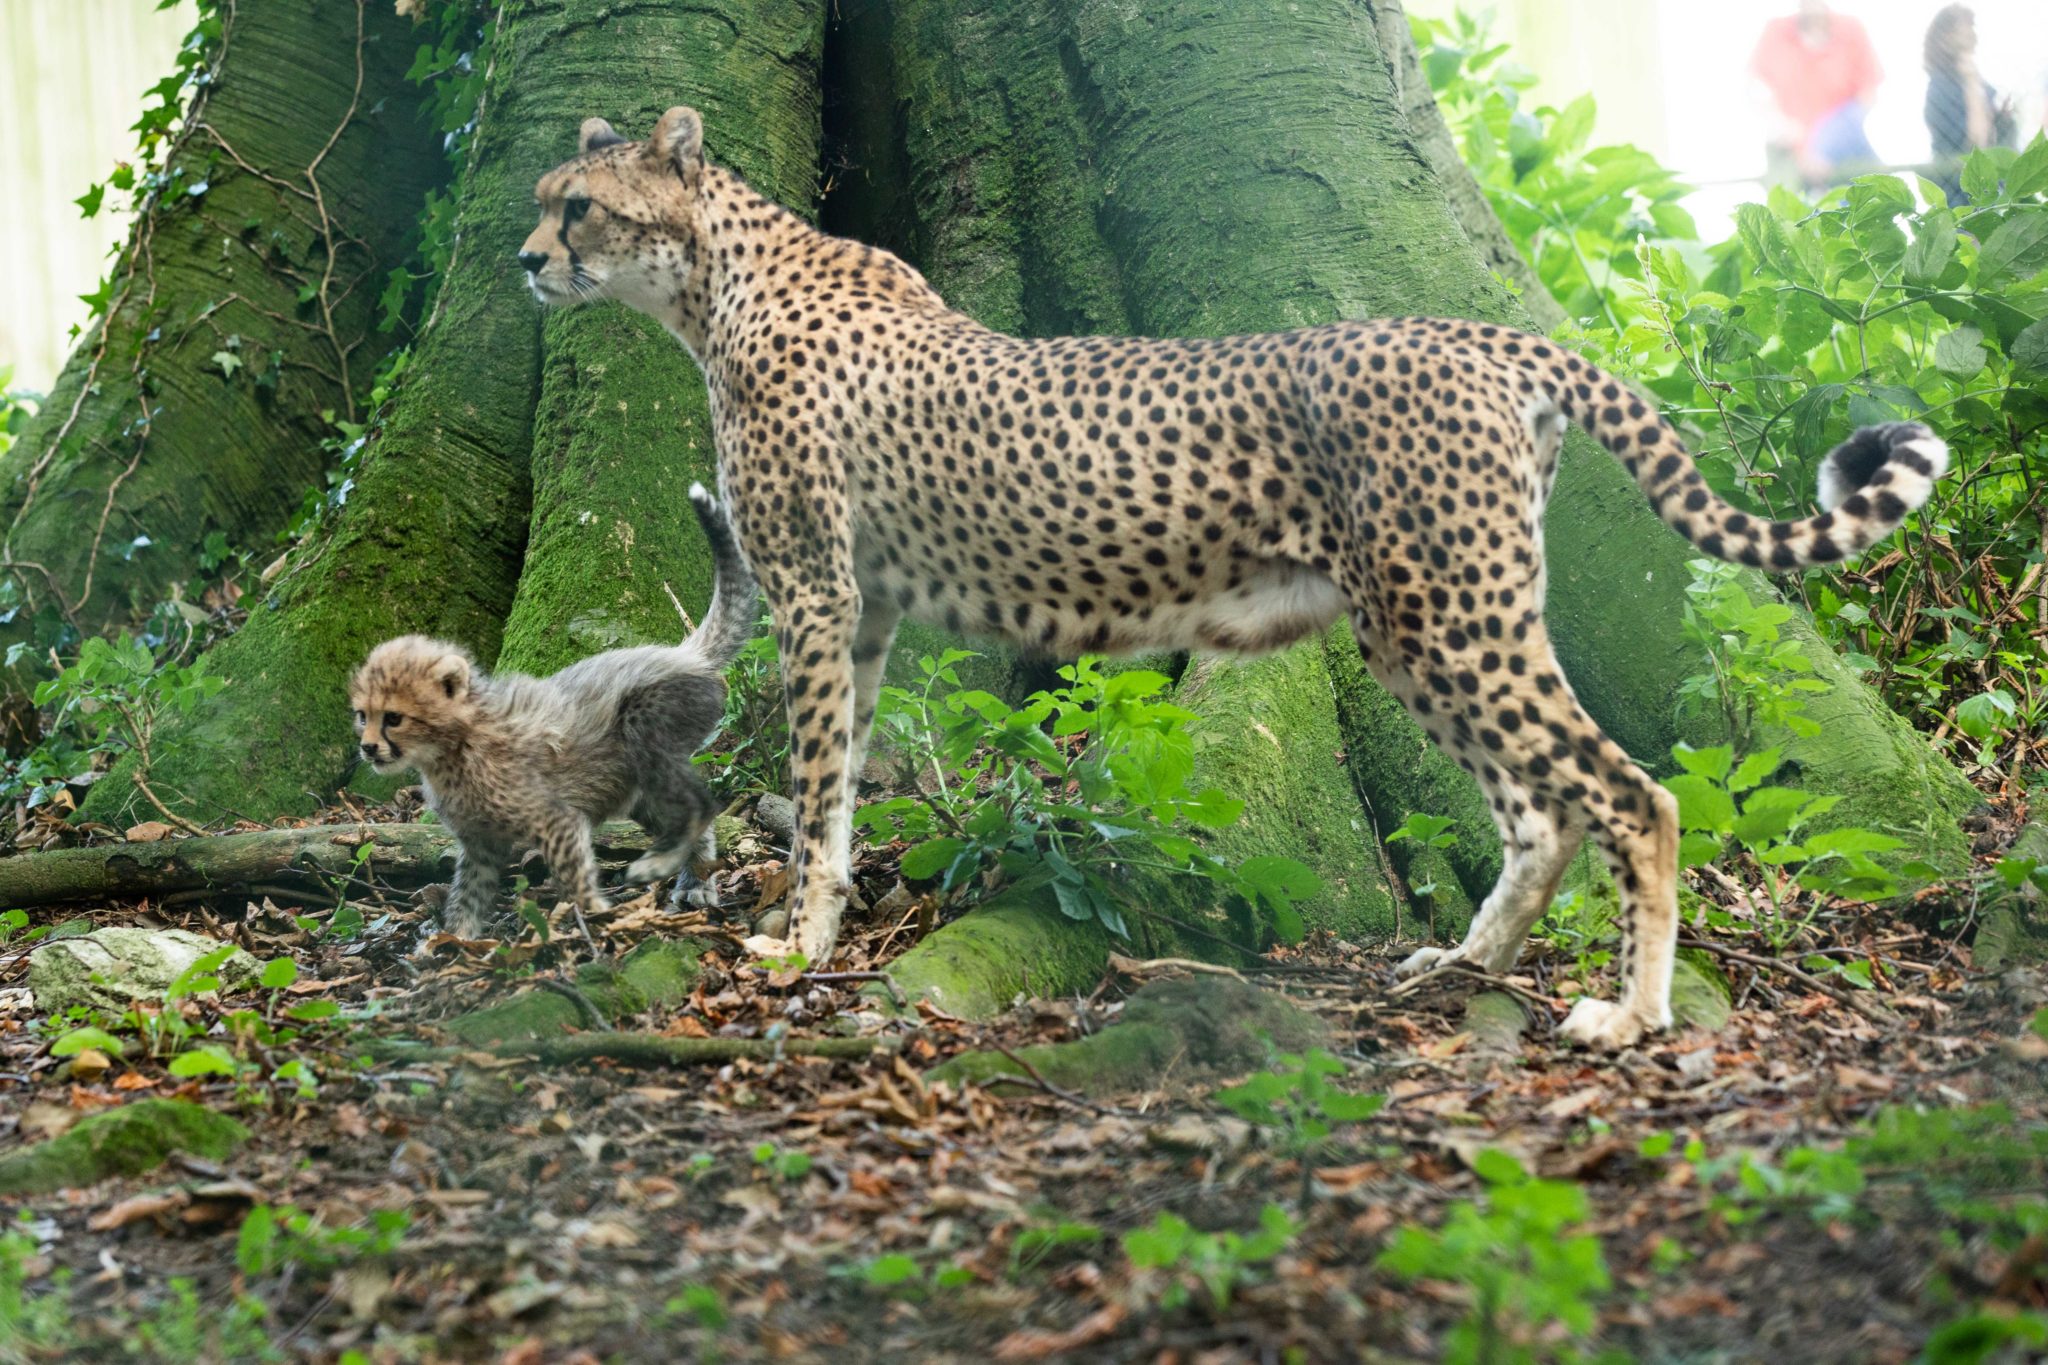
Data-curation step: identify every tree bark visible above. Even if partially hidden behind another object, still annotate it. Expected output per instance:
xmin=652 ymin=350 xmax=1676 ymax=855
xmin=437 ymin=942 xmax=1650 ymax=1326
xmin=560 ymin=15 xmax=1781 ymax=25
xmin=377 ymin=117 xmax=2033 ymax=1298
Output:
xmin=497 ymin=2 xmax=826 ymax=674
xmin=0 ymin=0 xmax=446 ymax=732
xmin=85 ymin=0 xmax=829 ymax=827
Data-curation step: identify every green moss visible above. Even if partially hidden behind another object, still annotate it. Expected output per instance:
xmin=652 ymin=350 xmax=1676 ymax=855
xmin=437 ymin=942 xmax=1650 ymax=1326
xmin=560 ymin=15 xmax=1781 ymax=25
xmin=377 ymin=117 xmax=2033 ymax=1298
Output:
xmin=871 ymin=886 xmax=1114 ymax=1019
xmin=0 ymin=1100 xmax=249 ymax=1196
xmin=929 ymin=975 xmax=1327 ymax=1095
xmin=445 ymin=937 xmax=706 ymax=1045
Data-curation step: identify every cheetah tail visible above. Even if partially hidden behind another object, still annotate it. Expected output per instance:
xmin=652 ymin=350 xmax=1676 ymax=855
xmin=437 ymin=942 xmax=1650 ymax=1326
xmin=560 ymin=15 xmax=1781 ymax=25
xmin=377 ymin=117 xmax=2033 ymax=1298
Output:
xmin=684 ymin=482 xmax=761 ymax=669
xmin=1555 ymin=360 xmax=1949 ymax=571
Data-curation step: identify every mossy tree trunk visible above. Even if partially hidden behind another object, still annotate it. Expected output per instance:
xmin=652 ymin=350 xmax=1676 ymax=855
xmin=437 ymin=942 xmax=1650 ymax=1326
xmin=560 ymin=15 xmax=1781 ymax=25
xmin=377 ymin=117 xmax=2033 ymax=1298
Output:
xmin=0 ymin=0 xmax=446 ymax=740
xmin=496 ymin=1 xmax=825 ymax=674
xmin=85 ymin=0 xmax=827 ymax=827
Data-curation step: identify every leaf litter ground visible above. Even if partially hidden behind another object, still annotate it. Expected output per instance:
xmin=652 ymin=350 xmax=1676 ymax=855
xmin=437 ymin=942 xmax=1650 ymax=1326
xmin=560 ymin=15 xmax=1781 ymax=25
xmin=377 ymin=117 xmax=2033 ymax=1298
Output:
xmin=1 ymin=791 xmax=2045 ymax=1363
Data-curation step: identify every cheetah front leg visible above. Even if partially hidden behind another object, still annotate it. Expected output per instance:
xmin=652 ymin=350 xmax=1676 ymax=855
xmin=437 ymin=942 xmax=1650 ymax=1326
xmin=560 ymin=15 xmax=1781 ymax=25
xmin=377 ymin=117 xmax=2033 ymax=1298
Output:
xmin=535 ymin=805 xmax=608 ymax=943
xmin=443 ymin=835 xmax=510 ymax=939
xmin=747 ymin=586 xmax=863 ymax=967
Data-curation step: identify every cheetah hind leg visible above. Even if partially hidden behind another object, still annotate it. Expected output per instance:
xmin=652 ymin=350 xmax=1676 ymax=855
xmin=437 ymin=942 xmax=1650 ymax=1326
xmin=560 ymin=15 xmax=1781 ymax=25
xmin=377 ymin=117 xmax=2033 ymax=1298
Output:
xmin=1394 ymin=795 xmax=1583 ymax=982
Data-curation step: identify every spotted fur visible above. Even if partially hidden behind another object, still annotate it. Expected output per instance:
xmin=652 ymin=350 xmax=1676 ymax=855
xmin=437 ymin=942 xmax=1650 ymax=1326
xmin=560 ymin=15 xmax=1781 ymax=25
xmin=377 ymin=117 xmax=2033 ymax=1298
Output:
xmin=350 ymin=484 xmax=757 ymax=935
xmin=519 ymin=109 xmax=1947 ymax=1047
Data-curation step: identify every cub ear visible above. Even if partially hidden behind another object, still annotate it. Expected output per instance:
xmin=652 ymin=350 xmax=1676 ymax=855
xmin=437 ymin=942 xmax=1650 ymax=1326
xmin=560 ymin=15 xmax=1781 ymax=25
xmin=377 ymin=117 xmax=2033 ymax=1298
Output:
xmin=649 ymin=105 xmax=704 ymax=185
xmin=435 ymin=652 xmax=472 ymax=701
xmin=579 ymin=116 xmax=627 ymax=153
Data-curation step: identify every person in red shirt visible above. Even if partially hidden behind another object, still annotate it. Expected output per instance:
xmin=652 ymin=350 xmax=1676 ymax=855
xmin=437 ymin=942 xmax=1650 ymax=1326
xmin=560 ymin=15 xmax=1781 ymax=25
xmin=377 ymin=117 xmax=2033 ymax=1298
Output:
xmin=1749 ymin=1 xmax=1883 ymax=188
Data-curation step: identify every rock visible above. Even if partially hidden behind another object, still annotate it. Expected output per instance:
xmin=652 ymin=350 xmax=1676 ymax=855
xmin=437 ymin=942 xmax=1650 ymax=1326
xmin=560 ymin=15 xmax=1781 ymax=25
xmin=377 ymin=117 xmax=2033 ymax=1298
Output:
xmin=0 ymin=1099 xmax=249 ymax=1195
xmin=1461 ymin=991 xmax=1530 ymax=1053
xmin=753 ymin=793 xmax=797 ymax=844
xmin=28 ymin=927 xmax=257 ymax=1015
xmin=1670 ymin=956 xmax=1733 ymax=1032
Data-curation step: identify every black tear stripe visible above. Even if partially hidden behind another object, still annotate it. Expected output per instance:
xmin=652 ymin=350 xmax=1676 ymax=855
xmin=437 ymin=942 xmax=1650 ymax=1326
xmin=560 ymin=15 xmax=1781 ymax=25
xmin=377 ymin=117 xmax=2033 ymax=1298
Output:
xmin=558 ymin=198 xmax=590 ymax=275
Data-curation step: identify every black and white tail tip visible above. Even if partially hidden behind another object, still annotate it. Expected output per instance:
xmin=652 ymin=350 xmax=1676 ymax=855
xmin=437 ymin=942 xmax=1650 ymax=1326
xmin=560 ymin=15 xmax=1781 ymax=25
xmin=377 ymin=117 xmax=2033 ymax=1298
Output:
xmin=1815 ymin=421 xmax=1950 ymax=522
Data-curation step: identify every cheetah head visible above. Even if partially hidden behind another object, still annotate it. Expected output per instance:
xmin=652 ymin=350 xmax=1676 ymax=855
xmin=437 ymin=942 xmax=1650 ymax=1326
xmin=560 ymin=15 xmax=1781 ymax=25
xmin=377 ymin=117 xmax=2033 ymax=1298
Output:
xmin=518 ymin=106 xmax=707 ymax=317
xmin=349 ymin=635 xmax=480 ymax=776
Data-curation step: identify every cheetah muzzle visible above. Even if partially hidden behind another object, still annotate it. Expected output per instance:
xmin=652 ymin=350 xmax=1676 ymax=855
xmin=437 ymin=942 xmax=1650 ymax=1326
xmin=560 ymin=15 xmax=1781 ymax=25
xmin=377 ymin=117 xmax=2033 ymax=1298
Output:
xmin=518 ymin=106 xmax=1950 ymax=1050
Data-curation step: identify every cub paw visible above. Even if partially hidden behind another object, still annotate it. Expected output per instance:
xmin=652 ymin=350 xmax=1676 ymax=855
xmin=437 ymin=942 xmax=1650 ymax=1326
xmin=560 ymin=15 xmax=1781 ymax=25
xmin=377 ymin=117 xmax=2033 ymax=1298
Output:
xmin=1557 ymin=997 xmax=1652 ymax=1051
xmin=673 ymin=875 xmax=720 ymax=909
xmin=625 ymin=846 xmax=688 ymax=885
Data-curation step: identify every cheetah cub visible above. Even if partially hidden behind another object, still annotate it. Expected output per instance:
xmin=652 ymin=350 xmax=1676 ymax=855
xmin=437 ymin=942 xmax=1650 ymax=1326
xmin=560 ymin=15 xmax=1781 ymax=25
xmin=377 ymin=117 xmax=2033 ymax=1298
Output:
xmin=351 ymin=484 xmax=756 ymax=938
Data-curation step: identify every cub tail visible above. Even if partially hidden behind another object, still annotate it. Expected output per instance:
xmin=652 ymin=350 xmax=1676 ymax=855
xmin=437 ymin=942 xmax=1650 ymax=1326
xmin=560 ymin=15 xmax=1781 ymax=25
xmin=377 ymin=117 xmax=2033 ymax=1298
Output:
xmin=684 ymin=482 xmax=760 ymax=669
xmin=1552 ymin=354 xmax=1948 ymax=570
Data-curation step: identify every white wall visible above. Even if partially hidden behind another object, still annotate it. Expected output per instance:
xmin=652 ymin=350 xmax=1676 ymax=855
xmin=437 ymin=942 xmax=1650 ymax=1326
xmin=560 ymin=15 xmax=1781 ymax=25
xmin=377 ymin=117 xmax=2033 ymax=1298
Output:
xmin=0 ymin=1 xmax=194 ymax=394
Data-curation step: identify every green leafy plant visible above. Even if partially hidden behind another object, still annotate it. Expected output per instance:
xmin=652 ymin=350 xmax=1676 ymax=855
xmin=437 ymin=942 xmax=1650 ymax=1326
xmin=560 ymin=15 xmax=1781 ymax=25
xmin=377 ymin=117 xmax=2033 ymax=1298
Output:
xmin=858 ymin=652 xmax=1321 ymax=942
xmin=1121 ymin=1203 xmax=1299 ymax=1314
xmin=1008 ymin=1218 xmax=1104 ymax=1278
xmin=1665 ymin=741 xmax=1905 ymax=942
xmin=1379 ymin=1150 xmax=1618 ymax=1365
xmin=1387 ymin=811 xmax=1459 ymax=939
xmin=1676 ymin=560 xmax=1830 ymax=747
xmin=698 ymin=627 xmax=789 ymax=798
xmin=751 ymin=1143 xmax=813 ymax=1183
xmin=234 ymin=1204 xmax=410 ymax=1279
xmin=1212 ymin=1049 xmax=1384 ymax=1202
xmin=8 ymin=628 xmax=223 ymax=826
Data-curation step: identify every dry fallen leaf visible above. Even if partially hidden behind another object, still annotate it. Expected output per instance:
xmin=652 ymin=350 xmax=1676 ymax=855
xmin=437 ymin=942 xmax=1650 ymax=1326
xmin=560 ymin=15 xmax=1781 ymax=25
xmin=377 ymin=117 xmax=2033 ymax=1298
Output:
xmin=88 ymin=1193 xmax=185 ymax=1232
xmin=123 ymin=821 xmax=173 ymax=843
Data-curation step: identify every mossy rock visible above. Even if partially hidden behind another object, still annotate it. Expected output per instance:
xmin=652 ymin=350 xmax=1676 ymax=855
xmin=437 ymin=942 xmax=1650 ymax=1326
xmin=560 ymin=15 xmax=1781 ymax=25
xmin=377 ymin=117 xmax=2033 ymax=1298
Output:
xmin=0 ymin=1099 xmax=249 ymax=1196
xmin=1671 ymin=955 xmax=1734 ymax=1031
xmin=930 ymin=975 xmax=1327 ymax=1096
xmin=28 ymin=927 xmax=257 ymax=1015
xmin=444 ymin=936 xmax=705 ymax=1045
xmin=872 ymin=888 xmax=1114 ymax=1020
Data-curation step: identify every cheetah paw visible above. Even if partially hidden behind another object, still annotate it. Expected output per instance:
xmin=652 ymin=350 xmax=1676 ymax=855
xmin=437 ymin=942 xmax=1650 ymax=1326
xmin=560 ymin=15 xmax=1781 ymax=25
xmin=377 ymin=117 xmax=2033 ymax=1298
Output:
xmin=742 ymin=933 xmax=799 ymax=960
xmin=1394 ymin=945 xmax=1465 ymax=979
xmin=673 ymin=879 xmax=720 ymax=909
xmin=1557 ymin=997 xmax=1654 ymax=1051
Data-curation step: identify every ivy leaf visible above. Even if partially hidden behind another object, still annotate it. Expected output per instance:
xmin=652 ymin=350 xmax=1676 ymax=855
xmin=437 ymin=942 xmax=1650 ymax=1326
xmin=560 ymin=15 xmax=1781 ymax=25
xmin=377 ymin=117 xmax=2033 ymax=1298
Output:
xmin=1903 ymin=211 xmax=1957 ymax=286
xmin=75 ymin=183 xmax=107 ymax=219
xmin=212 ymin=350 xmax=244 ymax=379
xmin=898 ymin=836 xmax=963 ymax=881
xmin=1932 ymin=325 xmax=1987 ymax=381
xmin=2010 ymin=319 xmax=2048 ymax=378
xmin=2007 ymin=133 xmax=2048 ymax=201
xmin=1974 ymin=214 xmax=2048 ymax=287
xmin=1955 ymin=688 xmax=2017 ymax=740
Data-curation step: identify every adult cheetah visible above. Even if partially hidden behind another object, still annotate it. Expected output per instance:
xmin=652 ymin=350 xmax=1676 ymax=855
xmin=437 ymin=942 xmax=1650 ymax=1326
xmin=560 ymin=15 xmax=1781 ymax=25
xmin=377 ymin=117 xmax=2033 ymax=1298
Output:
xmin=518 ymin=108 xmax=1947 ymax=1048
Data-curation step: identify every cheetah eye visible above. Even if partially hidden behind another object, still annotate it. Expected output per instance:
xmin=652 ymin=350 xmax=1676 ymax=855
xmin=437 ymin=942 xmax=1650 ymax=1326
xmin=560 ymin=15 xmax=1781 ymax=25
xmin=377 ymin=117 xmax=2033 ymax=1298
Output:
xmin=383 ymin=712 xmax=403 ymax=729
xmin=353 ymin=709 xmax=365 ymax=725
xmin=562 ymin=196 xmax=592 ymax=225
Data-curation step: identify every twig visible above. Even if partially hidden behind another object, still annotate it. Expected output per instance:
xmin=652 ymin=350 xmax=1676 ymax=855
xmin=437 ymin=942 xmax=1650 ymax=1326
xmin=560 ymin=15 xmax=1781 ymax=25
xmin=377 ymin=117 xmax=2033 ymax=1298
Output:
xmin=986 ymin=1042 xmax=1131 ymax=1117
xmin=1106 ymin=953 xmax=1250 ymax=985
xmin=535 ymin=976 xmax=611 ymax=1032
xmin=366 ymin=1032 xmax=902 ymax=1067
xmin=1386 ymin=959 xmax=1559 ymax=1016
xmin=805 ymin=970 xmax=905 ymax=1007
xmin=1679 ymin=936 xmax=1902 ymax=1026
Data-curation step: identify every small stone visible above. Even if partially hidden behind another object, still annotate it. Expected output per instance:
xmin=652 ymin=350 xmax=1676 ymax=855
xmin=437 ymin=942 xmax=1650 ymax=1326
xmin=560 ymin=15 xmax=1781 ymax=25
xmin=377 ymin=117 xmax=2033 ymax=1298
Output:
xmin=28 ymin=927 xmax=257 ymax=1015
xmin=753 ymin=793 xmax=797 ymax=843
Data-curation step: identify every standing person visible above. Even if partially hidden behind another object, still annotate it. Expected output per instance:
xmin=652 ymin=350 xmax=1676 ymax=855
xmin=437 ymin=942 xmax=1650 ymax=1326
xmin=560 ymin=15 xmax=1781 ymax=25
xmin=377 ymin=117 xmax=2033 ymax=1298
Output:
xmin=1749 ymin=0 xmax=1883 ymax=190
xmin=1923 ymin=5 xmax=2015 ymax=205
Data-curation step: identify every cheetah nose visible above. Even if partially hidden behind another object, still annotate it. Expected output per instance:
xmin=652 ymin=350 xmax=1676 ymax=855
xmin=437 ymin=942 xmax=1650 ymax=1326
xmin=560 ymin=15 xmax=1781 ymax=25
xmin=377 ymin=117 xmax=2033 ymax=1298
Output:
xmin=360 ymin=743 xmax=380 ymax=761
xmin=517 ymin=251 xmax=548 ymax=274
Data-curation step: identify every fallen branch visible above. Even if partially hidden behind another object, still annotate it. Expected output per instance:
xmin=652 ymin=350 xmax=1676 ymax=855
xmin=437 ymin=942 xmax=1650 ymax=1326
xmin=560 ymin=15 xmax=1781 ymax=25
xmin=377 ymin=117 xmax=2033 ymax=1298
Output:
xmin=368 ymin=1031 xmax=902 ymax=1068
xmin=0 ymin=822 xmax=457 ymax=910
xmin=1679 ymin=936 xmax=1902 ymax=1027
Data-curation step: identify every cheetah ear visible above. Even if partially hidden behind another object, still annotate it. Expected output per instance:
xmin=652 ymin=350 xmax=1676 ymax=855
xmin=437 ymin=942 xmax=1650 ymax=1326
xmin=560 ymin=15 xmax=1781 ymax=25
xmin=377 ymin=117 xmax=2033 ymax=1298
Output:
xmin=435 ymin=652 xmax=471 ymax=701
xmin=579 ymin=117 xmax=627 ymax=154
xmin=649 ymin=105 xmax=704 ymax=187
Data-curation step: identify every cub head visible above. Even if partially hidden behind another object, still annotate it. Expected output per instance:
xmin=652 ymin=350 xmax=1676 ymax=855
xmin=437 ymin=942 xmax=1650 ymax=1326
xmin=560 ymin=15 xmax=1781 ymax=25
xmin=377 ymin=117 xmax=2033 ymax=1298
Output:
xmin=349 ymin=635 xmax=479 ymax=775
xmin=517 ymin=106 xmax=707 ymax=316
